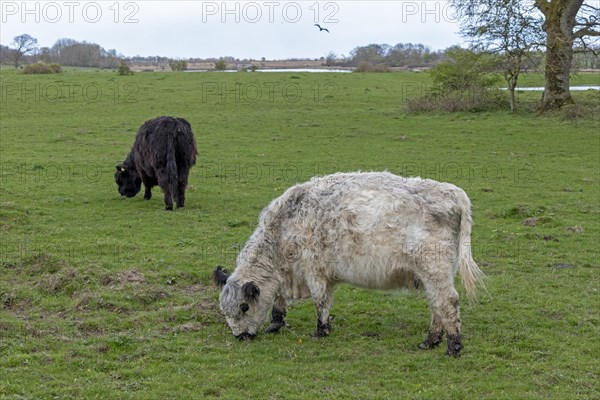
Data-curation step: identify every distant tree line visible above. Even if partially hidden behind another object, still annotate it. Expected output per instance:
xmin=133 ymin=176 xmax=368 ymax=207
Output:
xmin=341 ymin=42 xmax=599 ymax=71
xmin=47 ymin=38 xmax=121 ymax=68
xmin=0 ymin=37 xmax=123 ymax=69
xmin=1 ymin=35 xmax=597 ymax=75
xmin=347 ymin=43 xmax=446 ymax=68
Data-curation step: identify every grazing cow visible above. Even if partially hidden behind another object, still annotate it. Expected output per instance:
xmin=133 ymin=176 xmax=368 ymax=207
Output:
xmin=214 ymin=172 xmax=485 ymax=356
xmin=115 ymin=116 xmax=197 ymax=210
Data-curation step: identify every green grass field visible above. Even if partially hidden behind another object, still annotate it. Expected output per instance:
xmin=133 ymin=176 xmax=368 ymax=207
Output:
xmin=1 ymin=68 xmax=599 ymax=399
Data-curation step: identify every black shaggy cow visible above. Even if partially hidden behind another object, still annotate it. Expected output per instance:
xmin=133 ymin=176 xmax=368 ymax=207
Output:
xmin=115 ymin=116 xmax=197 ymax=210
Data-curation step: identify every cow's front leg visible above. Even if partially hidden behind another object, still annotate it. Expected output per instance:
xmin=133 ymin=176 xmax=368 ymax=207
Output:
xmin=308 ymin=276 xmax=334 ymax=338
xmin=265 ymin=294 xmax=287 ymax=333
xmin=141 ymin=177 xmax=153 ymax=200
xmin=140 ymin=175 xmax=156 ymax=201
xmin=143 ymin=185 xmax=152 ymax=200
xmin=315 ymin=310 xmax=332 ymax=338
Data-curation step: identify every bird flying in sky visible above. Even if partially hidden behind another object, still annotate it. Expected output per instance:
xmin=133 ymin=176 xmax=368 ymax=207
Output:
xmin=314 ymin=24 xmax=330 ymax=33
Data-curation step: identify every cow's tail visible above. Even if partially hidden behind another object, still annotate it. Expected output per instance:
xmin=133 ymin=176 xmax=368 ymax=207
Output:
xmin=165 ymin=119 xmax=179 ymax=193
xmin=457 ymin=190 xmax=486 ymax=302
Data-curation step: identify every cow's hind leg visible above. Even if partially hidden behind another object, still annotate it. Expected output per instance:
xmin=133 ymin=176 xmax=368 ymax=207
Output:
xmin=175 ymin=168 xmax=190 ymax=208
xmin=439 ymin=287 xmax=463 ymax=357
xmin=419 ymin=311 xmax=444 ymax=350
xmin=421 ymin=278 xmax=463 ymax=357
xmin=266 ymin=295 xmax=287 ymax=333
xmin=162 ymin=190 xmax=174 ymax=210
xmin=157 ymin=172 xmax=175 ymax=210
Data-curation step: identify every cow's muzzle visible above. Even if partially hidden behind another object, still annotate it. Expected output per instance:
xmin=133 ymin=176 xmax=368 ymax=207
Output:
xmin=235 ymin=332 xmax=256 ymax=341
xmin=119 ymin=190 xmax=137 ymax=198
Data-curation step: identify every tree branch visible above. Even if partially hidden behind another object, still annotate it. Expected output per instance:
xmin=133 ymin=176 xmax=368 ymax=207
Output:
xmin=574 ymin=26 xmax=600 ymax=37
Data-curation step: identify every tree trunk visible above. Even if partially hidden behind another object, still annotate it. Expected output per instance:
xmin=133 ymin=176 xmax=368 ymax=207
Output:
xmin=537 ymin=0 xmax=583 ymax=112
xmin=12 ymin=50 xmax=21 ymax=69
xmin=504 ymin=62 xmax=521 ymax=114
xmin=508 ymin=78 xmax=517 ymax=113
xmin=540 ymin=11 xmax=575 ymax=110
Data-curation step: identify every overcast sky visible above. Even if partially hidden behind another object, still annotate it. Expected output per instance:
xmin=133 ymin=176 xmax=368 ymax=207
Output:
xmin=1 ymin=1 xmax=464 ymax=59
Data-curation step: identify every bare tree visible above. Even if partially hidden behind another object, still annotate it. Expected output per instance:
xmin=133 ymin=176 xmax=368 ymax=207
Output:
xmin=535 ymin=0 xmax=600 ymax=111
xmin=10 ymin=34 xmax=38 ymax=69
xmin=325 ymin=51 xmax=338 ymax=66
xmin=451 ymin=0 xmax=543 ymax=112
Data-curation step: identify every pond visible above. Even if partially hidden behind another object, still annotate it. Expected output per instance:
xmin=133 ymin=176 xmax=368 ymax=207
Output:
xmin=186 ymin=68 xmax=352 ymax=73
xmin=505 ymin=85 xmax=600 ymax=91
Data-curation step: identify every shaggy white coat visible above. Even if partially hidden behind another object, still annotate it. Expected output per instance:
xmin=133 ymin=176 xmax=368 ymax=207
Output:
xmin=218 ymin=172 xmax=484 ymax=354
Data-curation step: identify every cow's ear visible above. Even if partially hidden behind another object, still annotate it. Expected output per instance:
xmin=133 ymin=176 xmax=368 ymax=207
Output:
xmin=116 ymin=165 xmax=126 ymax=173
xmin=242 ymin=282 xmax=260 ymax=302
xmin=213 ymin=266 xmax=230 ymax=287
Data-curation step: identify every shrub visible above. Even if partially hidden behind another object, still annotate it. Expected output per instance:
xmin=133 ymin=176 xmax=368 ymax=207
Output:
xmin=214 ymin=59 xmax=227 ymax=71
xmin=405 ymin=47 xmax=506 ymax=112
xmin=354 ymin=61 xmax=373 ymax=72
xmin=429 ymin=47 xmax=500 ymax=92
xmin=405 ymin=86 xmax=508 ymax=113
xmin=169 ymin=60 xmax=187 ymax=72
xmin=354 ymin=62 xmax=389 ymax=73
xmin=534 ymin=90 xmax=599 ymax=120
xmin=22 ymin=63 xmax=62 ymax=74
xmin=117 ymin=60 xmax=134 ymax=75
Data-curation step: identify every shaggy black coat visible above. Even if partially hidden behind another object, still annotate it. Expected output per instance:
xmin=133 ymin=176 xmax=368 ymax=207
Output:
xmin=115 ymin=116 xmax=197 ymax=210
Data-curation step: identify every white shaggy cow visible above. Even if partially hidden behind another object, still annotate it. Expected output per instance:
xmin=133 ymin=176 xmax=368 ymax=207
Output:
xmin=214 ymin=172 xmax=485 ymax=356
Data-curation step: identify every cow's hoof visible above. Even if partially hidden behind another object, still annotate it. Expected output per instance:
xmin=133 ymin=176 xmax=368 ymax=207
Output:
xmin=446 ymin=334 xmax=463 ymax=357
xmin=312 ymin=324 xmax=331 ymax=339
xmin=419 ymin=341 xmax=439 ymax=350
xmin=312 ymin=331 xmax=328 ymax=339
xmin=165 ymin=206 xmax=173 ymax=211
xmin=418 ymin=334 xmax=443 ymax=350
xmin=446 ymin=348 xmax=462 ymax=357
xmin=235 ymin=332 xmax=256 ymax=341
xmin=265 ymin=322 xmax=286 ymax=334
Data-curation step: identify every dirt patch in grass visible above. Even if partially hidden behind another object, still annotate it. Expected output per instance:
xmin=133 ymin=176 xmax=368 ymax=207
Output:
xmin=117 ymin=270 xmax=146 ymax=284
xmin=523 ymin=217 xmax=539 ymax=226
xmin=566 ymin=225 xmax=584 ymax=233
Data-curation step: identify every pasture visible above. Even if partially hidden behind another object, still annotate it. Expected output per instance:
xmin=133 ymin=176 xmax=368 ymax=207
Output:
xmin=0 ymin=68 xmax=598 ymax=399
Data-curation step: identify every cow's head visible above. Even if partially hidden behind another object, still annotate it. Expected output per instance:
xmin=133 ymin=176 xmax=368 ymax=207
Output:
xmin=213 ymin=266 xmax=274 ymax=340
xmin=115 ymin=164 xmax=141 ymax=198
